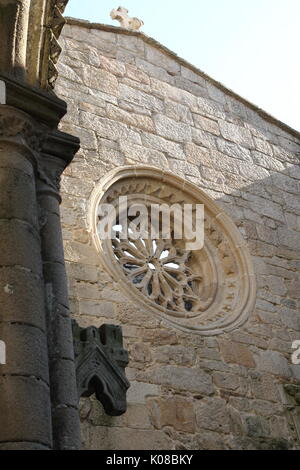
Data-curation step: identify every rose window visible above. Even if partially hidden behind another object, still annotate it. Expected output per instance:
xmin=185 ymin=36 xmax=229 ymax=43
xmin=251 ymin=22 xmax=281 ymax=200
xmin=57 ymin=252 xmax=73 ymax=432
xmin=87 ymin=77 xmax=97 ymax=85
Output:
xmin=89 ymin=167 xmax=256 ymax=335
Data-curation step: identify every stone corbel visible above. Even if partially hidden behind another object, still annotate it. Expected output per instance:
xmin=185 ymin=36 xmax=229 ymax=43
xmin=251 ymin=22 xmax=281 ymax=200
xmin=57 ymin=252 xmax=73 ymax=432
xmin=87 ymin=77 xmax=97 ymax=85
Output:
xmin=72 ymin=321 xmax=130 ymax=416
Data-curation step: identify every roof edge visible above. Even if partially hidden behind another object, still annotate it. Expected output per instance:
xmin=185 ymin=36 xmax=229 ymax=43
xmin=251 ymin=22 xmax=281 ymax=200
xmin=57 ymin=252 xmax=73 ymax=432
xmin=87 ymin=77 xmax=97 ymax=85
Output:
xmin=64 ymin=17 xmax=300 ymax=142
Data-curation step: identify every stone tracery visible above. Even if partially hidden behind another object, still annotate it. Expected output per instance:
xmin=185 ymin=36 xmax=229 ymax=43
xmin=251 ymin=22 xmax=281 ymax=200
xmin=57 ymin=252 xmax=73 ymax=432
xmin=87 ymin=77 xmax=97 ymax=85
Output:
xmin=89 ymin=167 xmax=256 ymax=336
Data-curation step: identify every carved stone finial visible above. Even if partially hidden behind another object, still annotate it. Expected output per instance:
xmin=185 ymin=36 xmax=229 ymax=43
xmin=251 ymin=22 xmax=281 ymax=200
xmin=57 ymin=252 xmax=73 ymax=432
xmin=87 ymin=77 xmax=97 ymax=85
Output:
xmin=110 ymin=6 xmax=144 ymax=31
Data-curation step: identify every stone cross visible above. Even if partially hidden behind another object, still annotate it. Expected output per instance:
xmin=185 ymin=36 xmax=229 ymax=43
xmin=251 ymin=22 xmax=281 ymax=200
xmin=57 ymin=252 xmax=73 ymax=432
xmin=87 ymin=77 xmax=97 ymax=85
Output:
xmin=110 ymin=6 xmax=144 ymax=31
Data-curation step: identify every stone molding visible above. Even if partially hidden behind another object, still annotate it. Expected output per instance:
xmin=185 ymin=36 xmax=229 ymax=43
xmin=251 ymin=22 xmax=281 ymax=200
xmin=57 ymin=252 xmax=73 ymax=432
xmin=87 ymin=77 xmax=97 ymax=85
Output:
xmin=0 ymin=74 xmax=67 ymax=127
xmin=88 ymin=166 xmax=257 ymax=336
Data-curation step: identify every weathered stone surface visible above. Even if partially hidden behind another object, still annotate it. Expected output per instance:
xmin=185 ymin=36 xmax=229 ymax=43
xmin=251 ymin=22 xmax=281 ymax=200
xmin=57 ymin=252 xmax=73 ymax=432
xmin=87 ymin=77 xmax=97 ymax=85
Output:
xmin=0 ymin=267 xmax=46 ymax=329
xmin=181 ymin=66 xmax=207 ymax=87
xmin=253 ymin=138 xmax=273 ymax=156
xmin=193 ymin=114 xmax=220 ymax=135
xmin=250 ymin=374 xmax=281 ymax=402
xmin=165 ymin=100 xmax=193 ymax=125
xmin=196 ymin=97 xmax=225 ymax=120
xmin=126 ymin=64 xmax=150 ymax=84
xmin=175 ymin=76 xmax=206 ymax=98
xmin=141 ymin=132 xmax=185 ymax=160
xmin=145 ymin=44 xmax=180 ymax=75
xmin=130 ymin=343 xmax=152 ymax=363
xmin=136 ymin=57 xmax=174 ymax=83
xmin=154 ymin=114 xmax=192 ymax=142
xmin=252 ymin=151 xmax=285 ymax=171
xmin=127 ymin=381 xmax=160 ymax=404
xmin=148 ymin=397 xmax=195 ymax=432
xmin=193 ymin=431 xmax=228 ymax=450
xmin=0 ymin=323 xmax=49 ymax=380
xmin=243 ymin=415 xmax=271 ymax=438
xmin=207 ymin=83 xmax=226 ymax=104
xmin=219 ymin=121 xmax=254 ymax=148
xmin=255 ymin=350 xmax=291 ymax=377
xmin=195 ymin=398 xmax=230 ymax=433
xmin=169 ymin=159 xmax=200 ymax=178
xmin=79 ymin=299 xmax=116 ymax=318
xmin=120 ymin=141 xmax=168 ymax=168
xmin=82 ymin=67 xmax=119 ymax=95
xmin=142 ymin=329 xmax=178 ymax=346
xmin=151 ymin=78 xmax=198 ymax=109
xmin=80 ymin=112 xmax=129 ymax=141
xmin=0 ymin=376 xmax=52 ymax=446
xmin=152 ymin=345 xmax=195 ymax=366
xmin=217 ymin=138 xmax=252 ymax=161
xmin=117 ymin=35 xmax=145 ymax=55
xmin=213 ymin=372 xmax=241 ymax=392
xmin=148 ymin=366 xmax=214 ymax=395
xmin=185 ymin=142 xmax=211 ymax=165
xmin=107 ymin=103 xmax=155 ymax=132
xmin=120 ymin=83 xmax=163 ymax=112
xmin=0 ymin=221 xmax=42 ymax=276
xmin=192 ymin=128 xmax=216 ymax=149
xmin=87 ymin=426 xmax=172 ymax=450
xmin=100 ymin=55 xmax=126 ymax=77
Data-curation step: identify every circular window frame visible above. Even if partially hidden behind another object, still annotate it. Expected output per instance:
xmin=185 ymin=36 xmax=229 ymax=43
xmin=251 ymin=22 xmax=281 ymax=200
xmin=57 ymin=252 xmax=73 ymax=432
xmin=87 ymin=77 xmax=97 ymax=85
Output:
xmin=88 ymin=166 xmax=256 ymax=336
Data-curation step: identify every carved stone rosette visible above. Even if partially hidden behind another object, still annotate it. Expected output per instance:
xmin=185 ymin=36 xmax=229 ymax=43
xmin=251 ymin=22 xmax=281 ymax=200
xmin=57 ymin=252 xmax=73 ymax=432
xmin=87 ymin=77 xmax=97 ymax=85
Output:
xmin=88 ymin=167 xmax=256 ymax=336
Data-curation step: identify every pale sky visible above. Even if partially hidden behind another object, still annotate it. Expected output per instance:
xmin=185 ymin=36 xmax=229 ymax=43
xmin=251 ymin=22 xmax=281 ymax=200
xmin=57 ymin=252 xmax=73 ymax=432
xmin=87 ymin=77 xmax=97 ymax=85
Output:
xmin=65 ymin=0 xmax=300 ymax=132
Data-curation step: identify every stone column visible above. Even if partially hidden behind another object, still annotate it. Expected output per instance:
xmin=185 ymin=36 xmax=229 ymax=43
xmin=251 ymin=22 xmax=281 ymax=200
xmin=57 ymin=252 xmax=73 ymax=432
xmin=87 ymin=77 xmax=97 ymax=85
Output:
xmin=0 ymin=105 xmax=52 ymax=450
xmin=37 ymin=131 xmax=81 ymax=450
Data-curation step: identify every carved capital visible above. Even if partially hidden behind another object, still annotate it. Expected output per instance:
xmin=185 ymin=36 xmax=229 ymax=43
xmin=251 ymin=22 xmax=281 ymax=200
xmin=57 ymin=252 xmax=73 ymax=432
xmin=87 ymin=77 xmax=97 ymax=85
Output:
xmin=0 ymin=105 xmax=46 ymax=153
xmin=72 ymin=321 xmax=130 ymax=416
xmin=37 ymin=128 xmax=80 ymax=196
xmin=37 ymin=154 xmax=65 ymax=194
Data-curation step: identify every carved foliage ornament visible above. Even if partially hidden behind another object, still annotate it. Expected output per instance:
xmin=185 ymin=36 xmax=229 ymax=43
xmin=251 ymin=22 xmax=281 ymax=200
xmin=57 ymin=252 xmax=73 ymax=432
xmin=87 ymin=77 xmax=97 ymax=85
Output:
xmin=89 ymin=167 xmax=256 ymax=336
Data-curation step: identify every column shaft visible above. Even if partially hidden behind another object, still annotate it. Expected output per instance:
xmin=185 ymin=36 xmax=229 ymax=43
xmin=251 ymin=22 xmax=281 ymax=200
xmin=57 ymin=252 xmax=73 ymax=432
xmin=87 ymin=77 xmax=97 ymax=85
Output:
xmin=37 ymin=156 xmax=81 ymax=450
xmin=0 ymin=108 xmax=53 ymax=449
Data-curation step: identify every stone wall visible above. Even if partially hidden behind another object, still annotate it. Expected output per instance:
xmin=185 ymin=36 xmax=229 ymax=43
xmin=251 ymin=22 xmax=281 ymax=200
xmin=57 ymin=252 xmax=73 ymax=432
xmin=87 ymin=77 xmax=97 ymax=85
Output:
xmin=55 ymin=20 xmax=300 ymax=450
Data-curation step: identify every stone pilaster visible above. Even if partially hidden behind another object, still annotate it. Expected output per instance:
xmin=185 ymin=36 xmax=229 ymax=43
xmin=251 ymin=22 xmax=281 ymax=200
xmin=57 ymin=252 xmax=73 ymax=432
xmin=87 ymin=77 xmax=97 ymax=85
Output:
xmin=0 ymin=105 xmax=52 ymax=450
